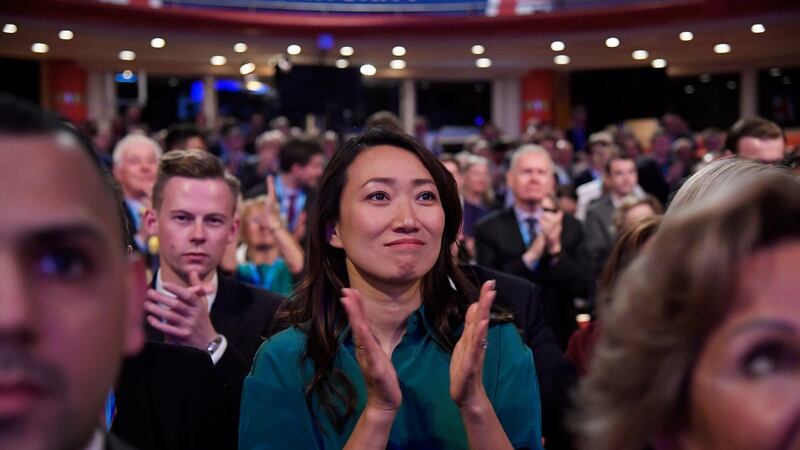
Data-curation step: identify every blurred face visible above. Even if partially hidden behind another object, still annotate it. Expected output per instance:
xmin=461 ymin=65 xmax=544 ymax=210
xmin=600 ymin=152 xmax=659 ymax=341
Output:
xmin=184 ymin=136 xmax=206 ymax=151
xmin=0 ymin=135 xmax=142 ymax=450
xmin=296 ymin=154 xmax=324 ymax=188
xmin=114 ymin=141 xmax=158 ymax=199
xmin=243 ymin=205 xmax=275 ymax=249
xmin=257 ymin=141 xmax=281 ymax=172
xmin=608 ymin=159 xmax=638 ymax=197
xmin=441 ymin=160 xmax=462 ymax=190
xmin=622 ymin=203 xmax=655 ymax=229
xmin=652 ymin=135 xmax=672 ymax=160
xmin=330 ymin=146 xmax=444 ymax=289
xmin=508 ymin=151 xmax=554 ymax=207
xmin=590 ymin=142 xmax=611 ymax=169
xmin=683 ymin=241 xmax=800 ymax=450
xmin=558 ymin=196 xmax=577 ymax=216
xmin=464 ymin=163 xmax=490 ymax=196
xmin=737 ymin=137 xmax=785 ymax=164
xmin=146 ymin=177 xmax=238 ymax=285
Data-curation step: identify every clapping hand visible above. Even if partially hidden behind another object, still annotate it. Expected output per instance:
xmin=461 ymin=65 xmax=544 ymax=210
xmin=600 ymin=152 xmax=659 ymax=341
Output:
xmin=144 ymin=271 xmax=219 ymax=349
xmin=450 ymin=280 xmax=496 ymax=409
xmin=340 ymin=288 xmax=402 ymax=413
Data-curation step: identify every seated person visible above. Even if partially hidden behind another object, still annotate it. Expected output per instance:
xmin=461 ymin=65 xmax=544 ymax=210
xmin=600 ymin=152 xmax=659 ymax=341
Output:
xmin=240 ymin=129 xmax=543 ymax=449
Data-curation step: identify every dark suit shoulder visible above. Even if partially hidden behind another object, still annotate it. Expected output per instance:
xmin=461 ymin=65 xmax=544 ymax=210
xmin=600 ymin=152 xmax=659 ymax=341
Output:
xmin=218 ymin=276 xmax=284 ymax=310
xmin=474 ymin=207 xmax=514 ymax=231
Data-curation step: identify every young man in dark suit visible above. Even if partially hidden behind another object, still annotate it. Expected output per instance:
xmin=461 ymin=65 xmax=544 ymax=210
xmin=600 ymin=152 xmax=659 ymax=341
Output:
xmin=474 ymin=145 xmax=591 ymax=349
xmin=142 ymin=150 xmax=283 ymax=440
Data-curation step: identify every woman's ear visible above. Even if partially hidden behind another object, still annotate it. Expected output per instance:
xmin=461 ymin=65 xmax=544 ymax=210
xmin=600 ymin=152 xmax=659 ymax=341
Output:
xmin=328 ymin=222 xmax=343 ymax=248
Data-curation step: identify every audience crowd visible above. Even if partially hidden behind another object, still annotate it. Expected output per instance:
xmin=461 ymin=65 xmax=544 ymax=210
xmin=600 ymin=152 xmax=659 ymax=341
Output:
xmin=1 ymin=93 xmax=799 ymax=450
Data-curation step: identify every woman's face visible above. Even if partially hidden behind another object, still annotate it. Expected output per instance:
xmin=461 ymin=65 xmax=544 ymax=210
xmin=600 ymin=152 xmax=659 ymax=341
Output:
xmin=682 ymin=241 xmax=800 ymax=450
xmin=464 ymin=162 xmax=490 ymax=196
xmin=244 ymin=206 xmax=275 ymax=249
xmin=330 ymin=145 xmax=445 ymax=289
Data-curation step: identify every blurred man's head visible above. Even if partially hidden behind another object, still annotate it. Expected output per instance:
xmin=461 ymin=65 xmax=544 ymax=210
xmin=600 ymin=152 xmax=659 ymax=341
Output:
xmin=605 ymin=155 xmax=638 ymax=198
xmin=164 ymin=123 xmax=206 ymax=152
xmin=588 ymin=131 xmax=613 ymax=170
xmin=0 ymin=95 xmax=144 ymax=450
xmin=254 ymin=130 xmax=285 ymax=173
xmin=725 ymin=117 xmax=785 ymax=164
xmin=507 ymin=145 xmax=555 ymax=209
xmin=278 ymin=137 xmax=324 ymax=188
xmin=146 ymin=150 xmax=239 ymax=286
xmin=112 ymin=133 xmax=162 ymax=201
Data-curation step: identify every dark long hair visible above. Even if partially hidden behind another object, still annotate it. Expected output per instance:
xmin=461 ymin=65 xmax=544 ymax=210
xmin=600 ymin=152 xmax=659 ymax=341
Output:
xmin=280 ymin=128 xmax=476 ymax=431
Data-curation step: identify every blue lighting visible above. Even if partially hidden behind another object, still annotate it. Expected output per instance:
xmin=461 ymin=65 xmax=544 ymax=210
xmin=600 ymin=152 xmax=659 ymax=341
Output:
xmin=474 ymin=116 xmax=485 ymax=127
xmin=190 ymin=80 xmax=204 ymax=103
xmin=215 ymin=79 xmax=242 ymax=92
xmin=115 ymin=72 xmax=138 ymax=83
xmin=317 ymin=33 xmax=334 ymax=51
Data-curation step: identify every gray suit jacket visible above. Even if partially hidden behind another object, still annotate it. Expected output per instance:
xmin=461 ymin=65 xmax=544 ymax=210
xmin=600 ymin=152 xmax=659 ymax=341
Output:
xmin=584 ymin=194 xmax=616 ymax=277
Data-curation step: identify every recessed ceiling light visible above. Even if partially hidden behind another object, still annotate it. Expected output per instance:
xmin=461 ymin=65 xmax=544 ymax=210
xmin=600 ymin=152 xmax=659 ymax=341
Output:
xmin=392 ymin=46 xmax=406 ymax=57
xmin=605 ymin=37 xmax=620 ymax=48
xmin=360 ymin=64 xmax=376 ymax=76
xmin=246 ymin=80 xmax=265 ymax=92
xmin=31 ymin=43 xmax=49 ymax=54
xmin=58 ymin=30 xmax=74 ymax=41
xmin=476 ymin=57 xmax=492 ymax=68
xmin=150 ymin=37 xmax=166 ymax=49
xmin=679 ymin=31 xmax=694 ymax=41
xmin=726 ymin=81 xmax=737 ymax=90
xmin=390 ymin=59 xmax=406 ymax=70
xmin=699 ymin=73 xmax=711 ymax=83
xmin=751 ymin=23 xmax=766 ymax=34
xmin=684 ymin=85 xmax=695 ymax=94
xmin=287 ymin=44 xmax=302 ymax=55
xmin=339 ymin=46 xmax=354 ymax=56
xmin=3 ymin=24 xmax=18 ymax=34
xmin=713 ymin=43 xmax=731 ymax=54
xmin=240 ymin=62 xmax=256 ymax=75
xmin=550 ymin=41 xmax=565 ymax=52
xmin=210 ymin=55 xmax=227 ymax=66
xmin=553 ymin=54 xmax=570 ymax=65
xmin=335 ymin=58 xmax=350 ymax=69
xmin=119 ymin=50 xmax=136 ymax=61
xmin=651 ymin=58 xmax=667 ymax=68
xmin=234 ymin=43 xmax=248 ymax=53
xmin=471 ymin=44 xmax=485 ymax=55
xmin=122 ymin=70 xmax=134 ymax=80
xmin=632 ymin=50 xmax=649 ymax=60
xmin=783 ymin=76 xmax=791 ymax=85
xmin=770 ymin=68 xmax=782 ymax=77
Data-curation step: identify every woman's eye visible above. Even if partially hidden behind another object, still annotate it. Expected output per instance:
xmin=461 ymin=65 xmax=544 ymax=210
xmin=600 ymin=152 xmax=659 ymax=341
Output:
xmin=368 ymin=192 xmax=388 ymax=201
xmin=743 ymin=343 xmax=800 ymax=378
xmin=35 ymin=248 xmax=91 ymax=280
xmin=418 ymin=191 xmax=437 ymax=201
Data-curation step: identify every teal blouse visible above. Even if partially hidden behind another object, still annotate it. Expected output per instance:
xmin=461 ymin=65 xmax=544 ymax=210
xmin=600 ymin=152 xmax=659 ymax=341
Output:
xmin=236 ymin=259 xmax=294 ymax=297
xmin=239 ymin=309 xmax=543 ymax=450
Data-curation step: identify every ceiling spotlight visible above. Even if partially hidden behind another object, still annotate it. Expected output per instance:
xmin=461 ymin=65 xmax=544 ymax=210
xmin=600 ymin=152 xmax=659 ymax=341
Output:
xmin=119 ymin=50 xmax=136 ymax=61
xmin=550 ymin=41 xmax=565 ymax=52
xmin=476 ymin=58 xmax=492 ymax=68
xmin=31 ymin=43 xmax=49 ymax=54
xmin=287 ymin=44 xmax=302 ymax=55
xmin=339 ymin=46 xmax=354 ymax=56
xmin=3 ymin=24 xmax=18 ymax=34
xmin=713 ymin=43 xmax=731 ymax=54
xmin=58 ymin=30 xmax=74 ymax=41
xmin=726 ymin=81 xmax=737 ymax=90
xmin=553 ymin=54 xmax=570 ymax=65
xmin=770 ymin=68 xmax=782 ymax=77
xmin=360 ymin=64 xmax=377 ymax=76
xmin=605 ymin=37 xmax=620 ymax=48
xmin=122 ymin=70 xmax=134 ymax=80
xmin=632 ymin=50 xmax=649 ymax=60
xmin=234 ymin=43 xmax=248 ymax=53
xmin=471 ymin=44 xmax=485 ymax=55
xmin=335 ymin=58 xmax=350 ymax=69
xmin=277 ymin=56 xmax=292 ymax=72
xmin=150 ymin=37 xmax=166 ymax=49
xmin=246 ymin=80 xmax=266 ymax=92
xmin=651 ymin=58 xmax=667 ymax=68
xmin=392 ymin=46 xmax=406 ymax=57
xmin=699 ymin=73 xmax=712 ymax=83
xmin=751 ymin=23 xmax=766 ymax=34
xmin=684 ymin=85 xmax=695 ymax=94
xmin=390 ymin=59 xmax=406 ymax=70
xmin=210 ymin=55 xmax=227 ymax=66
xmin=679 ymin=31 xmax=694 ymax=41
xmin=240 ymin=62 xmax=256 ymax=75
